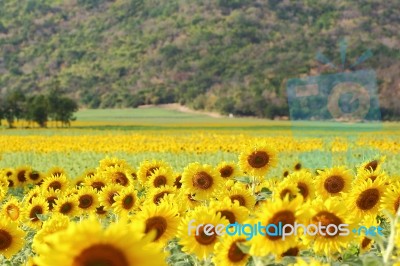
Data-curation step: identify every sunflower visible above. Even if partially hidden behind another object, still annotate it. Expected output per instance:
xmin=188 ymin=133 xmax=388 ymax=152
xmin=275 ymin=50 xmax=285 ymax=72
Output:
xmin=102 ymin=165 xmax=134 ymax=187
xmin=238 ymin=143 xmax=277 ymax=177
xmin=98 ymin=156 xmax=130 ymax=171
xmin=173 ymin=173 xmax=183 ymax=189
xmin=216 ymin=161 xmax=239 ymax=179
xmin=77 ymin=187 xmax=99 ymax=213
xmin=36 ymin=217 xmax=166 ymax=266
xmin=84 ymin=174 xmax=108 ymax=192
xmin=218 ymin=186 xmax=256 ymax=210
xmin=181 ymin=163 xmax=223 ymax=201
xmin=178 ymin=206 xmax=229 ymax=260
xmin=381 ymin=181 xmax=400 ymax=216
xmin=144 ymin=185 xmax=177 ymax=205
xmin=133 ymin=201 xmax=180 ymax=247
xmin=1 ymin=196 xmax=22 ymax=222
xmin=357 ymin=215 xmax=379 ymax=254
xmin=170 ymin=191 xmax=200 ymax=213
xmin=301 ymin=198 xmax=355 ymax=256
xmin=2 ymin=168 xmax=14 ymax=188
xmin=0 ymin=186 xmax=7 ymax=202
xmin=46 ymin=166 xmax=66 ymax=178
xmin=81 ymin=168 xmax=96 ymax=179
xmin=293 ymin=162 xmax=302 ymax=171
xmin=137 ymin=159 xmax=171 ymax=185
xmin=249 ymin=196 xmax=303 ymax=257
xmin=0 ymin=217 xmax=26 ymax=259
xmin=273 ymin=182 xmax=300 ymax=201
xmin=347 ymin=178 xmax=386 ymax=218
xmin=41 ymin=174 xmax=70 ymax=192
xmin=94 ymin=205 xmax=108 ymax=218
xmin=357 ymin=156 xmax=386 ymax=174
xmin=25 ymin=169 xmax=43 ymax=184
xmin=283 ymin=170 xmax=315 ymax=202
xmin=53 ymin=195 xmax=80 ymax=217
xmin=355 ymin=168 xmax=389 ymax=185
xmin=315 ymin=166 xmax=353 ymax=198
xmin=32 ymin=213 xmax=70 ymax=253
xmin=146 ymin=167 xmax=175 ymax=189
xmin=42 ymin=188 xmax=62 ymax=211
xmin=112 ymin=187 xmax=138 ymax=216
xmin=13 ymin=165 xmax=32 ymax=187
xmin=209 ymin=197 xmax=249 ymax=224
xmin=24 ymin=186 xmax=42 ymax=204
xmin=23 ymin=196 xmax=49 ymax=229
xmin=98 ymin=184 xmax=124 ymax=210
xmin=289 ymin=258 xmax=330 ymax=266
xmin=213 ymin=234 xmax=250 ymax=266
xmin=277 ymin=242 xmax=306 ymax=262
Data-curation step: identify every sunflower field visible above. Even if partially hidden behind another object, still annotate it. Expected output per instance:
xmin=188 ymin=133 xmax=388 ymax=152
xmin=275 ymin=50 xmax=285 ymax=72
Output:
xmin=1 ymin=124 xmax=400 ymax=266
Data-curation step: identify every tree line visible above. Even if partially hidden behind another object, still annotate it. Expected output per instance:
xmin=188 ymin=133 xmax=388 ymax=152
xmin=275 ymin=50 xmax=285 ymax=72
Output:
xmin=0 ymin=89 xmax=78 ymax=128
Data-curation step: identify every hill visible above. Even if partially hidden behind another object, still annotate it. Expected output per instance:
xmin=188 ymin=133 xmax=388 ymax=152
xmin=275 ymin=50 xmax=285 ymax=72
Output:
xmin=0 ymin=0 xmax=399 ymax=119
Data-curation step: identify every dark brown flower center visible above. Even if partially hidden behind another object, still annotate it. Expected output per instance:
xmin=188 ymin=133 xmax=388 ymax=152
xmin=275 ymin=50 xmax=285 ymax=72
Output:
xmin=96 ymin=206 xmax=107 ymax=215
xmin=364 ymin=160 xmax=378 ymax=171
xmin=218 ymin=210 xmax=236 ymax=224
xmin=297 ymin=182 xmax=309 ymax=199
xmin=113 ymin=172 xmax=129 ymax=186
xmin=6 ymin=171 xmax=12 ymax=177
xmin=0 ymin=230 xmax=12 ymax=250
xmin=146 ymin=167 xmax=159 ymax=178
xmin=30 ymin=171 xmax=40 ymax=181
xmin=361 ymin=237 xmax=372 ymax=249
xmin=247 ymin=151 xmax=269 ymax=168
xmin=49 ymin=181 xmax=62 ymax=191
xmin=47 ymin=196 xmax=58 ymax=211
xmin=266 ymin=210 xmax=296 ymax=240
xmin=294 ymin=163 xmax=302 ymax=171
xmin=108 ymin=192 xmax=119 ymax=205
xmin=174 ymin=176 xmax=182 ymax=188
xmin=283 ymin=171 xmax=289 ymax=177
xmin=394 ymin=196 xmax=400 ymax=213
xmin=356 ymin=188 xmax=380 ymax=210
xmin=193 ymin=171 xmax=213 ymax=189
xmin=230 ymin=195 xmax=246 ymax=207
xmin=220 ymin=166 xmax=234 ymax=178
xmin=91 ymin=181 xmax=105 ymax=192
xmin=227 ymin=239 xmax=247 ymax=262
xmin=153 ymin=192 xmax=169 ymax=204
xmin=79 ymin=195 xmax=93 ymax=209
xmin=145 ymin=216 xmax=167 ymax=241
xmin=17 ymin=170 xmax=27 ymax=182
xmin=195 ymin=225 xmax=216 ymax=245
xmin=73 ymin=244 xmax=129 ymax=266
xmin=311 ymin=211 xmax=342 ymax=238
xmin=29 ymin=206 xmax=43 ymax=222
xmin=324 ymin=175 xmax=345 ymax=194
xmin=281 ymin=247 xmax=300 ymax=257
xmin=7 ymin=180 xmax=14 ymax=188
xmin=153 ymin=175 xmax=167 ymax=187
xmin=280 ymin=189 xmax=293 ymax=200
xmin=122 ymin=195 xmax=135 ymax=209
xmin=60 ymin=202 xmax=73 ymax=214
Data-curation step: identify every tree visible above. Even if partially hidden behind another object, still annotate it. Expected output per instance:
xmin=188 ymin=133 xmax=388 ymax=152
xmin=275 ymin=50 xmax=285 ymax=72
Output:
xmin=26 ymin=95 xmax=49 ymax=128
xmin=56 ymin=97 xmax=78 ymax=127
xmin=2 ymin=90 xmax=26 ymax=128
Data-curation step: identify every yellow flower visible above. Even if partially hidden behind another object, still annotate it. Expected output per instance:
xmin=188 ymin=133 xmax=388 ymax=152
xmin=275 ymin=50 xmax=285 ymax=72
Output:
xmin=209 ymin=197 xmax=249 ymax=224
xmin=1 ymin=197 xmax=22 ymax=222
xmin=219 ymin=186 xmax=256 ymax=210
xmin=315 ymin=166 xmax=353 ymax=198
xmin=98 ymin=156 xmax=130 ymax=171
xmin=46 ymin=166 xmax=66 ymax=178
xmin=289 ymin=257 xmax=330 ymax=266
xmin=216 ymin=161 xmax=240 ymax=179
xmin=76 ymin=186 xmax=99 ymax=213
xmin=23 ymin=196 xmax=49 ymax=230
xmin=112 ymin=187 xmax=138 ymax=216
xmin=238 ymin=143 xmax=277 ymax=177
xmin=213 ymin=234 xmax=250 ymax=266
xmin=0 ymin=217 xmax=26 ymax=259
xmin=284 ymin=169 xmax=315 ymax=201
xmin=144 ymin=185 xmax=177 ymax=206
xmin=381 ymin=181 xmax=400 ymax=216
xmin=102 ymin=165 xmax=134 ymax=187
xmin=13 ymin=166 xmax=32 ymax=187
xmin=145 ymin=167 xmax=175 ymax=188
xmin=84 ymin=174 xmax=108 ymax=192
xmin=98 ymin=184 xmax=124 ymax=210
xmin=181 ymin=163 xmax=223 ymax=201
xmin=53 ymin=195 xmax=80 ymax=217
xmin=36 ymin=217 xmax=166 ymax=266
xmin=137 ymin=159 xmax=171 ymax=185
xmin=41 ymin=174 xmax=70 ymax=192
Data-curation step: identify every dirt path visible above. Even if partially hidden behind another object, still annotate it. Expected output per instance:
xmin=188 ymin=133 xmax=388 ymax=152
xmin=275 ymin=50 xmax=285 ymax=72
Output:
xmin=138 ymin=103 xmax=225 ymax=118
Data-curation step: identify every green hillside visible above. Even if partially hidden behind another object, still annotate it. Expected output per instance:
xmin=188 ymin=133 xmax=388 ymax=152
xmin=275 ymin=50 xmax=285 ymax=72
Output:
xmin=0 ymin=0 xmax=399 ymax=119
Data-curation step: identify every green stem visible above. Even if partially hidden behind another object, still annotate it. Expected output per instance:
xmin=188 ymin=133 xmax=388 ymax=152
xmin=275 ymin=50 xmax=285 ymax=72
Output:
xmin=383 ymin=208 xmax=400 ymax=264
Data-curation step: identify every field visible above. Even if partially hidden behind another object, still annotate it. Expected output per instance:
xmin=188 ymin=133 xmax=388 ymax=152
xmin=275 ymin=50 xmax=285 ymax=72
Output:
xmin=1 ymin=108 xmax=400 ymax=265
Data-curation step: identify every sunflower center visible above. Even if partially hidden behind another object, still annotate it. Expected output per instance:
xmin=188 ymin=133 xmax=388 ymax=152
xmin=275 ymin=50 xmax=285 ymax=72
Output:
xmin=297 ymin=182 xmax=309 ymax=199
xmin=145 ymin=216 xmax=167 ymax=241
xmin=0 ymin=230 xmax=12 ymax=250
xmin=218 ymin=210 xmax=236 ymax=224
xmin=394 ymin=196 xmax=400 ymax=213
xmin=220 ymin=166 xmax=234 ymax=178
xmin=6 ymin=204 xmax=19 ymax=221
xmin=195 ymin=225 xmax=217 ymax=245
xmin=230 ymin=195 xmax=246 ymax=207
xmin=324 ymin=175 xmax=345 ymax=194
xmin=6 ymin=171 xmax=12 ymax=177
xmin=108 ymin=192 xmax=118 ymax=205
xmin=283 ymin=171 xmax=289 ymax=178
xmin=122 ymin=195 xmax=135 ymax=209
xmin=312 ymin=211 xmax=342 ymax=238
xmin=281 ymin=247 xmax=300 ymax=257
xmin=247 ymin=151 xmax=269 ymax=168
xmin=266 ymin=210 xmax=296 ymax=241
xmin=356 ymin=188 xmax=380 ymax=210
xmin=30 ymin=171 xmax=40 ymax=181
xmin=49 ymin=181 xmax=62 ymax=191
xmin=294 ymin=163 xmax=302 ymax=171
xmin=47 ymin=196 xmax=58 ymax=211
xmin=29 ymin=206 xmax=43 ymax=222
xmin=174 ymin=176 xmax=182 ymax=188
xmin=361 ymin=237 xmax=372 ymax=249
xmin=227 ymin=239 xmax=246 ymax=262
xmin=96 ymin=206 xmax=107 ymax=215
xmin=280 ymin=189 xmax=293 ymax=200
xmin=153 ymin=192 xmax=169 ymax=204
xmin=153 ymin=175 xmax=167 ymax=187
xmin=146 ymin=167 xmax=159 ymax=178
xmin=79 ymin=195 xmax=94 ymax=209
xmin=60 ymin=203 xmax=73 ymax=214
xmin=91 ymin=181 xmax=105 ymax=192
xmin=72 ymin=244 xmax=129 ymax=266
xmin=193 ymin=171 xmax=213 ymax=189
xmin=188 ymin=194 xmax=196 ymax=202
xmin=364 ymin=160 xmax=378 ymax=171
xmin=17 ymin=170 xmax=27 ymax=182
xmin=7 ymin=180 xmax=14 ymax=187
xmin=113 ymin=172 xmax=128 ymax=186
xmin=131 ymin=172 xmax=137 ymax=180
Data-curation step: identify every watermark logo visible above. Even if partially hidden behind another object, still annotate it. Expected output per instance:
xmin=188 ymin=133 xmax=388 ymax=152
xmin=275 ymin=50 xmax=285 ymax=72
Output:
xmin=188 ymin=220 xmax=383 ymax=241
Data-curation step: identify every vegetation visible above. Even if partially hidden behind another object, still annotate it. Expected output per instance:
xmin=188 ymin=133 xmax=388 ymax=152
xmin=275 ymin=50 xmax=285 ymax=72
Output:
xmin=0 ymin=0 xmax=399 ymax=119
